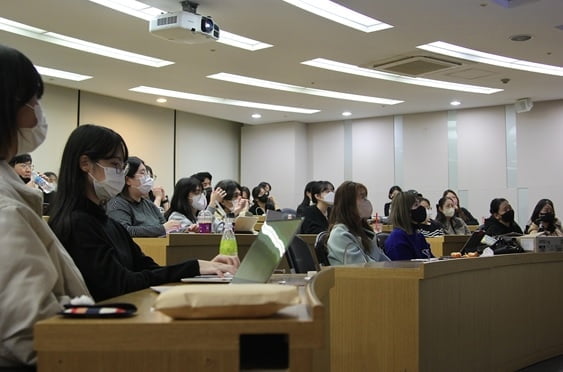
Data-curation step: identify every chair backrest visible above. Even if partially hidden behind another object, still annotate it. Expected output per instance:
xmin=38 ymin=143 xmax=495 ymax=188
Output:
xmin=376 ymin=232 xmax=390 ymax=253
xmin=286 ymin=236 xmax=318 ymax=273
xmin=314 ymin=231 xmax=331 ymax=267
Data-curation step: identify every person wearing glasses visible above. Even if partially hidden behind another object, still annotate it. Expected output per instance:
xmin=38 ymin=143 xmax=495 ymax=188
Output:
xmin=384 ymin=191 xmax=435 ymax=260
xmin=144 ymin=164 xmax=169 ymax=213
xmin=48 ymin=124 xmax=239 ymax=302
xmin=0 ymin=45 xmax=90 ymax=367
xmin=8 ymin=153 xmax=34 ymax=185
xmin=106 ymin=156 xmax=182 ymax=237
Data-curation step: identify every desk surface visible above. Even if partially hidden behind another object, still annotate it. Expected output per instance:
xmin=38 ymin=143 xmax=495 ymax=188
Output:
xmin=35 ymin=279 xmax=325 ymax=372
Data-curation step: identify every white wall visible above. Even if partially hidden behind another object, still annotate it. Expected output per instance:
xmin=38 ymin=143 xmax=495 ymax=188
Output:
xmin=517 ymin=100 xmax=563 ymax=224
xmin=240 ymin=121 xmax=307 ymax=210
xmin=31 ymin=85 xmax=79 ymax=176
xmin=176 ymin=111 xmax=241 ymax=186
xmin=79 ymin=91 xmax=176 ymax=194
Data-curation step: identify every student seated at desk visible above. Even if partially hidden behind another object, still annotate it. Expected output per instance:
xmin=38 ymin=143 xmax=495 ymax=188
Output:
xmin=442 ymin=189 xmax=479 ymax=226
xmin=0 ymin=45 xmax=90 ymax=367
xmin=106 ymin=156 xmax=183 ymax=237
xmin=416 ymin=197 xmax=444 ymax=238
xmin=205 ymin=179 xmax=249 ymax=233
xmin=483 ymin=198 xmax=523 ymax=236
xmin=164 ymin=176 xmax=207 ymax=233
xmin=435 ymin=196 xmax=470 ymax=235
xmin=385 ymin=191 xmax=434 ymax=261
xmin=249 ymin=184 xmax=278 ymax=215
xmin=327 ymin=181 xmax=389 ymax=265
xmin=383 ymin=185 xmax=402 ymax=217
xmin=300 ymin=181 xmax=334 ymax=234
xmin=526 ymin=198 xmax=563 ymax=236
xmin=48 ymin=125 xmax=238 ymax=301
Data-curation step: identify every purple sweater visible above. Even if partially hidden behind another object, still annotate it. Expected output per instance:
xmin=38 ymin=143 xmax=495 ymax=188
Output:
xmin=385 ymin=227 xmax=434 ymax=261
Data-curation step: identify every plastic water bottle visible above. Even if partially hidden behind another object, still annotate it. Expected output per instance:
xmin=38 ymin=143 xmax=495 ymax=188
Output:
xmin=32 ymin=171 xmax=55 ymax=194
xmin=197 ymin=209 xmax=213 ymax=233
xmin=219 ymin=213 xmax=238 ymax=256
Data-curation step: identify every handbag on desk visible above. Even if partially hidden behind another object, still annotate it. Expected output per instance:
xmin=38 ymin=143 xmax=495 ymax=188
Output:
xmin=491 ymin=235 xmax=524 ymax=254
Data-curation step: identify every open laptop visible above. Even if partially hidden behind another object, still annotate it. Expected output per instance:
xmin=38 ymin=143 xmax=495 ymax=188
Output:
xmin=459 ymin=230 xmax=486 ymax=254
xmin=233 ymin=215 xmax=259 ymax=234
xmin=181 ymin=218 xmax=303 ymax=284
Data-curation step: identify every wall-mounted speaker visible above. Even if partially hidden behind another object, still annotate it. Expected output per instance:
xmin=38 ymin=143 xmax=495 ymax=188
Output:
xmin=514 ymin=98 xmax=533 ymax=113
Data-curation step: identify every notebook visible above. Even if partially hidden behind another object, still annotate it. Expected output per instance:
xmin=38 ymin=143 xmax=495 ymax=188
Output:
xmin=459 ymin=230 xmax=486 ymax=254
xmin=233 ymin=215 xmax=259 ymax=233
xmin=181 ymin=218 xmax=303 ymax=284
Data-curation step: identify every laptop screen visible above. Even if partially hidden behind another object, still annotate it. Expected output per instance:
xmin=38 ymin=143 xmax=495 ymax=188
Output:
xmin=231 ymin=219 xmax=302 ymax=284
xmin=460 ymin=230 xmax=486 ymax=254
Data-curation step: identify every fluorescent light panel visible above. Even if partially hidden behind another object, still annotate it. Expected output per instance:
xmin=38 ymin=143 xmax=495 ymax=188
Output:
xmin=281 ymin=0 xmax=393 ymax=32
xmin=129 ymin=86 xmax=320 ymax=114
xmin=216 ymin=31 xmax=272 ymax=51
xmin=88 ymin=0 xmax=272 ymax=51
xmin=35 ymin=65 xmax=92 ymax=81
xmin=207 ymin=72 xmax=403 ymax=105
xmin=302 ymin=58 xmax=503 ymax=94
xmin=0 ymin=17 xmax=173 ymax=67
xmin=417 ymin=41 xmax=563 ymax=77
xmin=88 ymin=0 xmax=162 ymax=20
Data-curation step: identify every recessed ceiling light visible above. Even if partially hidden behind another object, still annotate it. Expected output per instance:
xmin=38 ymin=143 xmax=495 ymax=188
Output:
xmin=281 ymin=0 xmax=393 ymax=33
xmin=0 ymin=17 xmax=173 ymax=67
xmin=130 ymin=86 xmax=320 ymax=114
xmin=417 ymin=41 xmax=563 ymax=77
xmin=302 ymin=58 xmax=503 ymax=94
xmin=509 ymin=34 xmax=532 ymax=42
xmin=88 ymin=0 xmax=273 ymax=51
xmin=342 ymin=111 xmax=352 ymax=116
xmin=251 ymin=113 xmax=262 ymax=119
xmin=156 ymin=97 xmax=167 ymax=103
xmin=450 ymin=100 xmax=461 ymax=106
xmin=35 ymin=65 xmax=92 ymax=81
xmin=207 ymin=72 xmax=403 ymax=105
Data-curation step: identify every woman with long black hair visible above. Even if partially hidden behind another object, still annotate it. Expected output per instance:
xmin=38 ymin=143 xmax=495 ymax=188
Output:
xmin=49 ymin=124 xmax=238 ymax=301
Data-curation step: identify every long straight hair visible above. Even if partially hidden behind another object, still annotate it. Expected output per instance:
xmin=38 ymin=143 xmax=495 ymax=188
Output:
xmin=390 ymin=191 xmax=418 ymax=234
xmin=328 ymin=181 xmax=371 ymax=254
xmin=165 ymin=176 xmax=202 ymax=222
xmin=49 ymin=124 xmax=128 ymax=244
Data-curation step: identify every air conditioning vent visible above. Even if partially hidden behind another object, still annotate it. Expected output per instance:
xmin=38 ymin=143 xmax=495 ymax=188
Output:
xmin=370 ymin=56 xmax=462 ymax=76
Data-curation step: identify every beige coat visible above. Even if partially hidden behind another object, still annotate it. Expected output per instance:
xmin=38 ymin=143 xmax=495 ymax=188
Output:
xmin=0 ymin=161 xmax=90 ymax=367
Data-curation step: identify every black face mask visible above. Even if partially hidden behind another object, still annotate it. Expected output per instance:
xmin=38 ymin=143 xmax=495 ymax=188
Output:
xmin=538 ymin=212 xmax=555 ymax=224
xmin=411 ymin=205 xmax=427 ymax=224
xmin=257 ymin=194 xmax=269 ymax=203
xmin=501 ymin=209 xmax=514 ymax=223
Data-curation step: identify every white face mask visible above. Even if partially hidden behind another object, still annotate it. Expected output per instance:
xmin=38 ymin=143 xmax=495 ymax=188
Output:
xmin=90 ymin=163 xmax=125 ymax=202
xmin=443 ymin=207 xmax=455 ymax=218
xmin=358 ymin=198 xmax=373 ymax=219
xmin=136 ymin=175 xmax=154 ymax=195
xmin=230 ymin=197 xmax=240 ymax=213
xmin=190 ymin=193 xmax=207 ymax=211
xmin=17 ymin=103 xmax=48 ymax=155
xmin=426 ymin=208 xmax=435 ymax=220
xmin=322 ymin=191 xmax=335 ymax=206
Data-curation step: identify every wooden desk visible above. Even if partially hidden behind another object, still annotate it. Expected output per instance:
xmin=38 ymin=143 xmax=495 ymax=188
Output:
xmin=426 ymin=234 xmax=470 ymax=256
xmin=312 ymin=252 xmax=563 ymax=372
xmin=134 ymin=234 xmax=319 ymax=273
xmin=35 ymin=281 xmax=325 ymax=372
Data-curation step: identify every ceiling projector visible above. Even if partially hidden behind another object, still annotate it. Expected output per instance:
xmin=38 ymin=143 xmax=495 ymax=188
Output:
xmin=149 ymin=11 xmax=219 ymax=43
